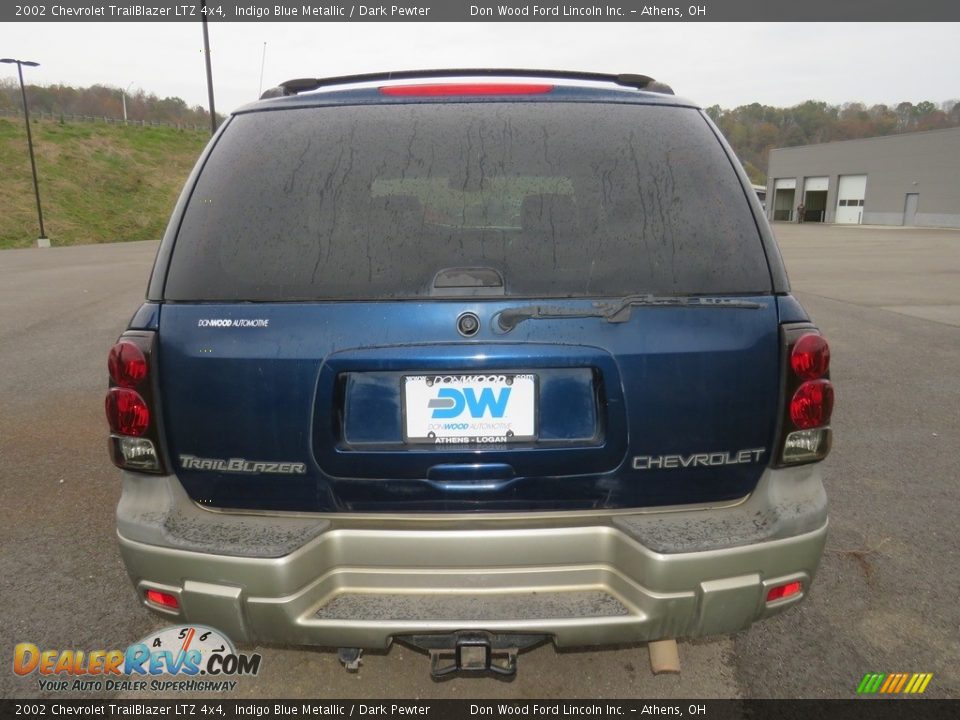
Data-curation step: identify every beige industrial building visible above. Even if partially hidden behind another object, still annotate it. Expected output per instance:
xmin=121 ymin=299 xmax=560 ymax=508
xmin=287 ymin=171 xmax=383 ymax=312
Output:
xmin=765 ymin=127 xmax=960 ymax=228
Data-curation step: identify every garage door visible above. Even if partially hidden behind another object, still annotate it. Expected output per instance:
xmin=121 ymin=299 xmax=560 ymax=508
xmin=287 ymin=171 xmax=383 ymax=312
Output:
xmin=772 ymin=179 xmax=796 ymax=221
xmin=803 ymin=177 xmax=829 ymax=223
xmin=836 ymin=175 xmax=867 ymax=224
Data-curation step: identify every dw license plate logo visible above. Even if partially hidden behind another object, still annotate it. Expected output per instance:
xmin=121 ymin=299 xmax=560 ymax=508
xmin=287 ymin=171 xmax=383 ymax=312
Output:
xmin=404 ymin=374 xmax=536 ymax=444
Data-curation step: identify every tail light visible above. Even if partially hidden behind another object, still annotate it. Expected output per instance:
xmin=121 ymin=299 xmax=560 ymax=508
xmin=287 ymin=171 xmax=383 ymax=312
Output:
xmin=107 ymin=341 xmax=148 ymax=387
xmin=790 ymin=333 xmax=830 ymax=379
xmin=789 ymin=379 xmax=834 ymax=429
xmin=105 ymin=331 xmax=166 ymax=473
xmin=105 ymin=388 xmax=150 ymax=436
xmin=776 ymin=326 xmax=834 ymax=466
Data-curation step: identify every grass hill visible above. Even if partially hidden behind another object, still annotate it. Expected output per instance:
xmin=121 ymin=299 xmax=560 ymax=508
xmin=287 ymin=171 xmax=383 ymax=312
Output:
xmin=0 ymin=118 xmax=208 ymax=249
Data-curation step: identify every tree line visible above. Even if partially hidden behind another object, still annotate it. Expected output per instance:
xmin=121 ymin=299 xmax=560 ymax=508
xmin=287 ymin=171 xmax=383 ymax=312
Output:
xmin=0 ymin=80 xmax=220 ymax=127
xmin=3 ymin=81 xmax=958 ymax=184
xmin=706 ymin=99 xmax=960 ymax=184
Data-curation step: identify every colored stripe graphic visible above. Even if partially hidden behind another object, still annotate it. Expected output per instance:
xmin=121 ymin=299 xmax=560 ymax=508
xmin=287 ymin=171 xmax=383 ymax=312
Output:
xmin=879 ymin=674 xmax=896 ymax=693
xmin=909 ymin=673 xmax=933 ymax=694
xmin=869 ymin=673 xmax=885 ymax=693
xmin=857 ymin=672 xmax=933 ymax=694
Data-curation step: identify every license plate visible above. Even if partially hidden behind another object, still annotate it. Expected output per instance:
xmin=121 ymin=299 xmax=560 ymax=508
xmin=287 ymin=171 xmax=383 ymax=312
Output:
xmin=403 ymin=374 xmax=537 ymax=444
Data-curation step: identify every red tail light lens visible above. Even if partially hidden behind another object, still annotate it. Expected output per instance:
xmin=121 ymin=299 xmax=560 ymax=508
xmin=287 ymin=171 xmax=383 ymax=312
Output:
xmin=379 ymin=83 xmax=554 ymax=97
xmin=790 ymin=333 xmax=830 ymax=380
xmin=108 ymin=341 xmax=148 ymax=387
xmin=789 ymin=380 xmax=834 ymax=429
xmin=105 ymin=388 xmax=150 ymax=436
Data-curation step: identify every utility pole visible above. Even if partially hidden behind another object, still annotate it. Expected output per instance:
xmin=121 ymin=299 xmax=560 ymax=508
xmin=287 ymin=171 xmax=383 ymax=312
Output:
xmin=1 ymin=57 xmax=48 ymax=247
xmin=200 ymin=0 xmax=217 ymax=136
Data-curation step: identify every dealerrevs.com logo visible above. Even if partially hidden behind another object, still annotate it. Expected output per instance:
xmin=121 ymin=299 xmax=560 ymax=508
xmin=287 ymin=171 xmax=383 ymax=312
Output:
xmin=13 ymin=625 xmax=261 ymax=693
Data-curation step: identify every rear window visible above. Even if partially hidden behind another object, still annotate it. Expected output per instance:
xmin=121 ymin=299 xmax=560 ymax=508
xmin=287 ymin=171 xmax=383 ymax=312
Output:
xmin=164 ymin=102 xmax=770 ymax=301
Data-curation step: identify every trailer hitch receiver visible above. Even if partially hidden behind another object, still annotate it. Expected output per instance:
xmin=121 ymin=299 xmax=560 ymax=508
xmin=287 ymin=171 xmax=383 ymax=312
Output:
xmin=429 ymin=633 xmax=517 ymax=678
xmin=401 ymin=631 xmax=546 ymax=678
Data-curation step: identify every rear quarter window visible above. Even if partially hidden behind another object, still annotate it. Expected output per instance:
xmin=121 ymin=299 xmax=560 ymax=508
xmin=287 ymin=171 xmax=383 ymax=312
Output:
xmin=163 ymin=102 xmax=770 ymax=300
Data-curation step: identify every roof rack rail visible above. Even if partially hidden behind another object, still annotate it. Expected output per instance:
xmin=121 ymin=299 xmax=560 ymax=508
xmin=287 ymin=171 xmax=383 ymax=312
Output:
xmin=259 ymin=69 xmax=674 ymax=99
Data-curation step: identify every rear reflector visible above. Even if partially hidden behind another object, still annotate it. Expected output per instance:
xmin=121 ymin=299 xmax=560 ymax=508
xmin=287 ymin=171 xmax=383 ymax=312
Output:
xmin=105 ymin=388 xmax=150 ymax=436
xmin=145 ymin=589 xmax=179 ymax=610
xmin=379 ymin=83 xmax=554 ymax=97
xmin=766 ymin=581 xmax=802 ymax=602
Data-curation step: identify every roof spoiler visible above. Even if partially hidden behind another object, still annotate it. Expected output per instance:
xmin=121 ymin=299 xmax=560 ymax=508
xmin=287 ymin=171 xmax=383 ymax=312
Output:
xmin=259 ymin=69 xmax=675 ymax=99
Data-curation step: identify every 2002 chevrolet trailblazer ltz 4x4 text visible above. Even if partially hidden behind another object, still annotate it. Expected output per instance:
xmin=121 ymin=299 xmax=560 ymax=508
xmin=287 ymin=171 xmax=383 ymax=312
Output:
xmin=106 ymin=69 xmax=834 ymax=677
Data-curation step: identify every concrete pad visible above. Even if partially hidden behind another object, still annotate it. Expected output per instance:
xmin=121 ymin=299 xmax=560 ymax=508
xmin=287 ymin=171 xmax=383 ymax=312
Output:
xmin=773 ymin=224 xmax=960 ymax=325
xmin=880 ymin=305 xmax=960 ymax=327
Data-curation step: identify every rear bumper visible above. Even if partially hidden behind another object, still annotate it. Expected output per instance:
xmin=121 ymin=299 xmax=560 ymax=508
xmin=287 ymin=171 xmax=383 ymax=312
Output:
xmin=116 ymin=466 xmax=827 ymax=649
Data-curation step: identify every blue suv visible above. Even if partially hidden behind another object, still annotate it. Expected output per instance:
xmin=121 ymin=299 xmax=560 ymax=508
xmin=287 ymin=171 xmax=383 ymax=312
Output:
xmin=107 ymin=70 xmax=833 ymax=676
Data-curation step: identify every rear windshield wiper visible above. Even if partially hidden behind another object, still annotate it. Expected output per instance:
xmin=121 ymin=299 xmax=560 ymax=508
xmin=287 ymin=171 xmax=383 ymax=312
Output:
xmin=495 ymin=295 xmax=763 ymax=332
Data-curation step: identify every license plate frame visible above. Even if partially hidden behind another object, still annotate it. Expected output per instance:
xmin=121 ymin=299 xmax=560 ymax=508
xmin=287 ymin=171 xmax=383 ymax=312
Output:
xmin=402 ymin=373 xmax=538 ymax=445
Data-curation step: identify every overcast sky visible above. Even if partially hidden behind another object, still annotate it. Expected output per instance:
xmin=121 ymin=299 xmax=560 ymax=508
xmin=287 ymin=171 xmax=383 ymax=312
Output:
xmin=5 ymin=22 xmax=958 ymax=113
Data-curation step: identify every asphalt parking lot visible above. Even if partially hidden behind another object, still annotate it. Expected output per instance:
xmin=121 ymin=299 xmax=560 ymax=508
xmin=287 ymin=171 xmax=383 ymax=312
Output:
xmin=1 ymin=224 xmax=958 ymax=699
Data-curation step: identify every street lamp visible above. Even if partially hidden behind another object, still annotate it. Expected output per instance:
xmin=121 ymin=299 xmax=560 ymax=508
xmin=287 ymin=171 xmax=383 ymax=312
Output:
xmin=0 ymin=57 xmax=48 ymax=246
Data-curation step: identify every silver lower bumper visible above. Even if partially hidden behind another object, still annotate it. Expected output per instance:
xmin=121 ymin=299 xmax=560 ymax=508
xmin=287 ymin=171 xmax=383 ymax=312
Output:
xmin=116 ymin=466 xmax=828 ymax=649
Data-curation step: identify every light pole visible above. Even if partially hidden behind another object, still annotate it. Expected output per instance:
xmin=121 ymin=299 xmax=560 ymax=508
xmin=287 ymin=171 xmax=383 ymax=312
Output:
xmin=1 ymin=57 xmax=48 ymax=246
